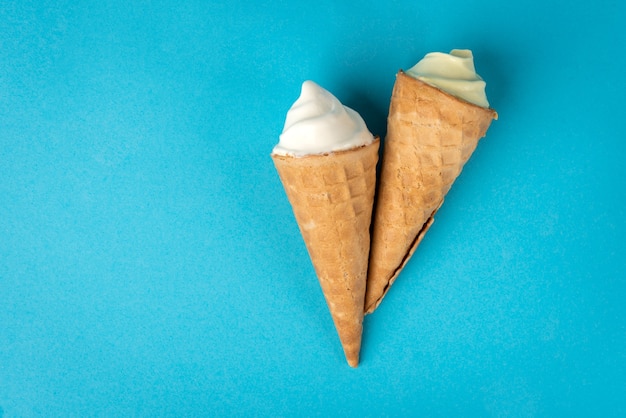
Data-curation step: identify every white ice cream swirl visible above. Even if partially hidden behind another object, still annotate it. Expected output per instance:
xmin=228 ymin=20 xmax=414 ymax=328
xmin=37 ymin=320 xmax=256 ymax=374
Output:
xmin=405 ymin=49 xmax=490 ymax=108
xmin=272 ymin=81 xmax=375 ymax=156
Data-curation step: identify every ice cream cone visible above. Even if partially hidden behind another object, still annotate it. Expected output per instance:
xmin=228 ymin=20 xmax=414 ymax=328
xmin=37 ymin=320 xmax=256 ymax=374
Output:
xmin=272 ymin=138 xmax=379 ymax=367
xmin=365 ymin=71 xmax=497 ymax=314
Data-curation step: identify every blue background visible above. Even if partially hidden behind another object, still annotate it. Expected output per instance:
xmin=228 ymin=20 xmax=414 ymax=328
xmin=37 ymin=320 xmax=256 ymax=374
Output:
xmin=1 ymin=0 xmax=625 ymax=416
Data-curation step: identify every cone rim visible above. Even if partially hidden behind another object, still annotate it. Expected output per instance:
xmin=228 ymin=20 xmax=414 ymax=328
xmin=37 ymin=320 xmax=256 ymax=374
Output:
xmin=396 ymin=70 xmax=498 ymax=119
xmin=271 ymin=137 xmax=380 ymax=160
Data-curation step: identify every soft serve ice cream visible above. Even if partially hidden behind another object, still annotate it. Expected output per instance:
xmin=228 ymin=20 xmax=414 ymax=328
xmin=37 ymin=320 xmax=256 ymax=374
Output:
xmin=405 ymin=49 xmax=490 ymax=108
xmin=272 ymin=81 xmax=375 ymax=157
xmin=364 ymin=48 xmax=497 ymax=314
xmin=270 ymin=80 xmax=380 ymax=367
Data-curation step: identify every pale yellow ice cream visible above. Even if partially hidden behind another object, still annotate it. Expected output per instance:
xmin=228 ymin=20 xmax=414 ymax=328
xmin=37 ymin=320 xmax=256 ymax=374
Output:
xmin=405 ymin=49 xmax=490 ymax=108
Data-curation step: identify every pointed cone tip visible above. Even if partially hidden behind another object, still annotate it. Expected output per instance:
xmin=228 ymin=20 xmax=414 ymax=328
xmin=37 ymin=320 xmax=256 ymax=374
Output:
xmin=346 ymin=355 xmax=359 ymax=368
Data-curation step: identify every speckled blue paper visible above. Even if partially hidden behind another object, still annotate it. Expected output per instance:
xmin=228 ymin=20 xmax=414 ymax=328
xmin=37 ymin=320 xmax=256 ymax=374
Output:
xmin=1 ymin=0 xmax=625 ymax=416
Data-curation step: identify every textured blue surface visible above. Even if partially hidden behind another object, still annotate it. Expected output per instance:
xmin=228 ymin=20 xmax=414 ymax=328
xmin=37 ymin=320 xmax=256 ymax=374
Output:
xmin=1 ymin=0 xmax=625 ymax=416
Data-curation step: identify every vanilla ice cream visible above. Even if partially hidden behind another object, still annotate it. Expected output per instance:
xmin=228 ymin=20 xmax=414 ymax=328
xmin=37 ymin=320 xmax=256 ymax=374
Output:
xmin=405 ymin=49 xmax=490 ymax=108
xmin=272 ymin=81 xmax=375 ymax=156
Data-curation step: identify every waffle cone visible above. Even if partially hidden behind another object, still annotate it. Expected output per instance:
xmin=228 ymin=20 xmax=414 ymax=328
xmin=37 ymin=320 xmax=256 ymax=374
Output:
xmin=365 ymin=71 xmax=497 ymax=314
xmin=271 ymin=139 xmax=380 ymax=367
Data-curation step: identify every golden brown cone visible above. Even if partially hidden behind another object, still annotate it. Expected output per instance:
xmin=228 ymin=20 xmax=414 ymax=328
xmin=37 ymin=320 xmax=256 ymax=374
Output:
xmin=365 ymin=71 xmax=497 ymax=314
xmin=272 ymin=139 xmax=380 ymax=367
